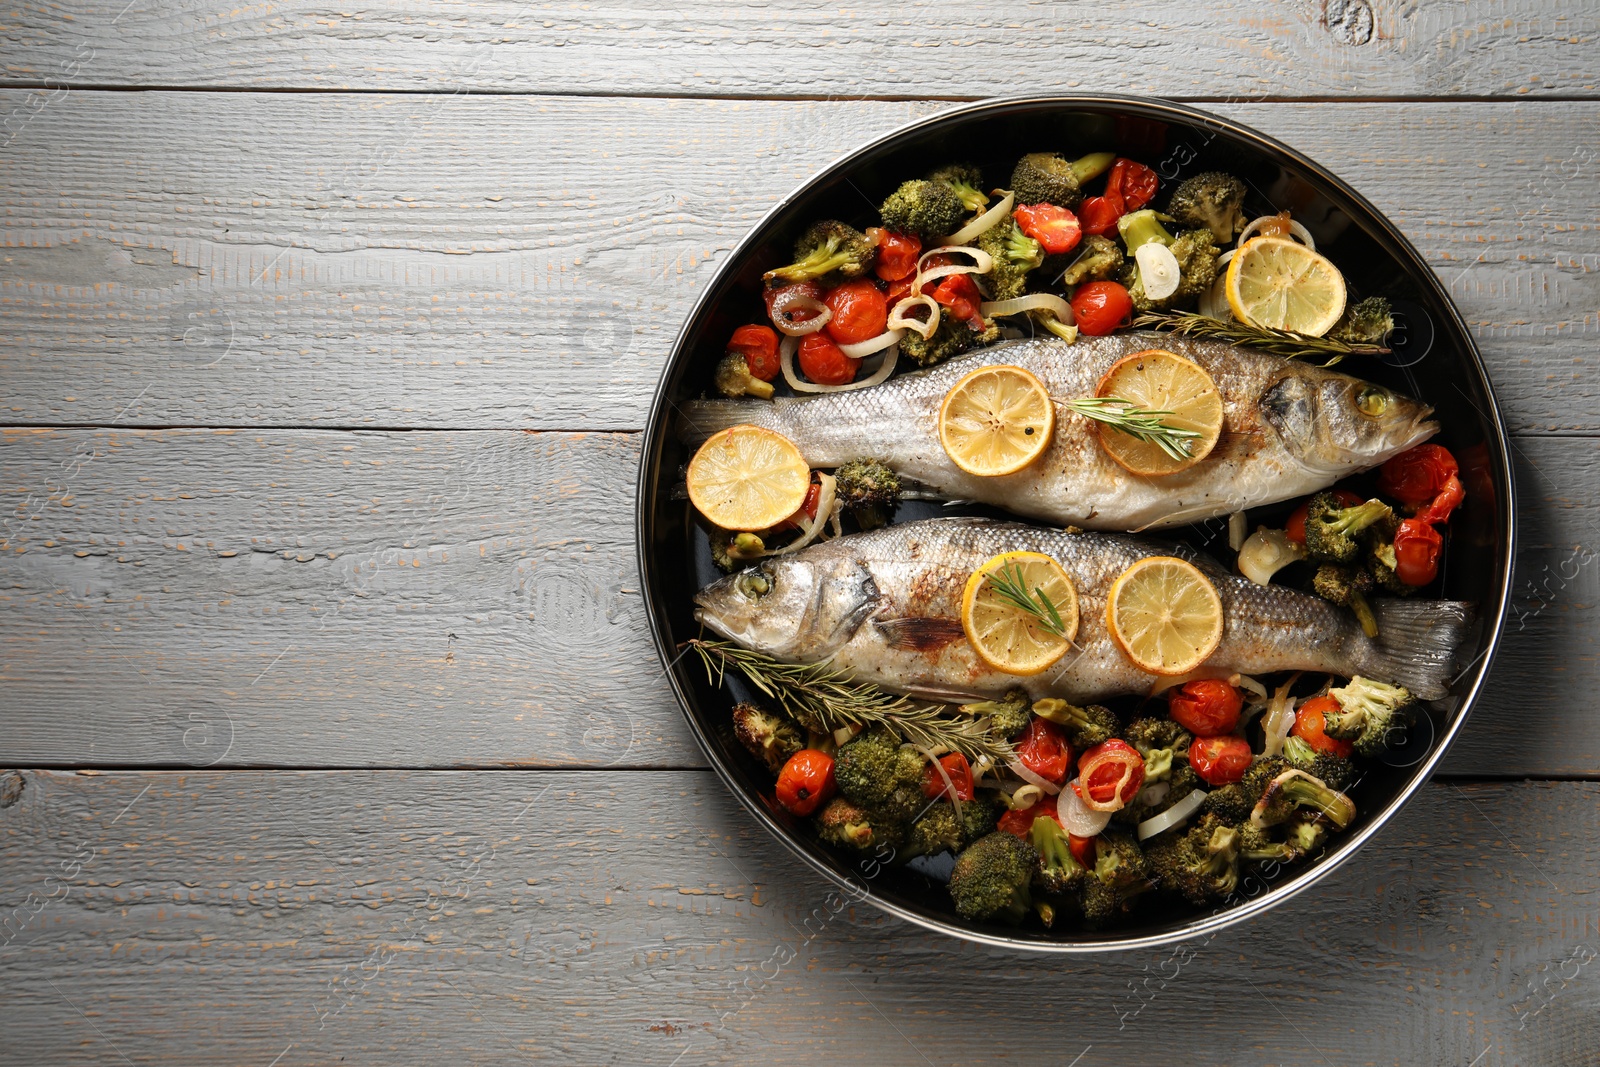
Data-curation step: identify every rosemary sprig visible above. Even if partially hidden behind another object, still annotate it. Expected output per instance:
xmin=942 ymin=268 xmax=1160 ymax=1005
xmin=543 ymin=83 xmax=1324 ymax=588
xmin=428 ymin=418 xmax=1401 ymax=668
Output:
xmin=1130 ymin=310 xmax=1389 ymax=367
xmin=1063 ymin=396 xmax=1201 ymax=461
xmin=688 ymin=639 xmax=1015 ymax=765
xmin=986 ymin=559 xmax=1068 ymax=638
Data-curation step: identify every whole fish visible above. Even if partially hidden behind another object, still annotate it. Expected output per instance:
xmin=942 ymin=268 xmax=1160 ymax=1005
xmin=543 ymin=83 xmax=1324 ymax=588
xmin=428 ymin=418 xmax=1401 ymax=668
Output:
xmin=680 ymin=331 xmax=1436 ymax=531
xmin=694 ymin=517 xmax=1471 ymax=702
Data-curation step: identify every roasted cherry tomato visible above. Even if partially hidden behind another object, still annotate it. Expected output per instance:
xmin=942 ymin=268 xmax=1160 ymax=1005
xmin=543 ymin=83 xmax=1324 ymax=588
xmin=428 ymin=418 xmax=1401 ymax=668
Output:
xmin=1189 ymin=735 xmax=1254 ymax=786
xmin=1379 ymin=444 xmax=1460 ymax=508
xmin=1106 ymin=158 xmax=1158 ymax=211
xmin=1078 ymin=194 xmax=1124 ymax=237
xmin=867 ymin=228 xmax=922 ymax=282
xmin=998 ymin=794 xmax=1057 ymax=838
xmin=923 ymin=752 xmax=976 ymax=802
xmin=823 ymin=278 xmax=889 ymax=345
xmin=1070 ymin=280 xmax=1133 ymax=336
xmin=726 ymin=324 xmax=781 ymax=382
xmin=763 ymin=280 xmax=825 ymax=331
xmin=1415 ymin=475 xmax=1465 ymax=526
xmin=1075 ymin=739 xmax=1145 ymax=811
xmin=796 ymin=332 xmax=861 ymax=386
xmin=1068 ymin=832 xmax=1097 ymax=868
xmin=1393 ymin=517 xmax=1443 ymax=586
xmin=1285 ymin=488 xmax=1364 ymax=544
xmin=1291 ymin=695 xmax=1355 ymax=758
xmin=1167 ymin=679 xmax=1244 ymax=736
xmin=932 ymin=273 xmax=985 ymax=325
xmin=1013 ymin=202 xmax=1083 ymax=255
xmin=774 ymin=749 xmax=836 ymax=816
xmin=1017 ymin=717 xmax=1072 ymax=785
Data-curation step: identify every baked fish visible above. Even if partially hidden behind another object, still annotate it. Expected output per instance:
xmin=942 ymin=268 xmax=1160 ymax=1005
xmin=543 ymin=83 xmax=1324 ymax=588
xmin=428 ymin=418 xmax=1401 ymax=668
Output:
xmin=694 ymin=517 xmax=1470 ymax=701
xmin=680 ymin=331 xmax=1436 ymax=531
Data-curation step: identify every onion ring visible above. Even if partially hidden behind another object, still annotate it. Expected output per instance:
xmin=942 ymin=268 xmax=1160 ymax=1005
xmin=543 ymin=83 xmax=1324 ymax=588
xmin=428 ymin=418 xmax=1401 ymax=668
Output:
xmin=942 ymin=190 xmax=1015 ymax=247
xmin=1006 ymin=758 xmax=1062 ymax=796
xmin=837 ymin=327 xmax=905 ymax=360
xmin=978 ymin=292 xmax=1076 ymax=324
xmin=769 ymin=290 xmax=832 ymax=337
xmin=1237 ymin=215 xmax=1316 ymax=251
xmin=779 ymin=336 xmax=900 ymax=394
xmin=886 ymin=294 xmax=940 ymax=340
xmin=1136 ymin=789 xmax=1207 ymax=841
xmin=1056 ymin=785 xmax=1112 ymax=836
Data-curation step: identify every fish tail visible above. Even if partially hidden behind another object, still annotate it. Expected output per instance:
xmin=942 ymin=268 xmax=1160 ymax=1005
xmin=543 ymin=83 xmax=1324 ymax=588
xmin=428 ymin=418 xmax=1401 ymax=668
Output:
xmin=1353 ymin=599 xmax=1475 ymax=700
xmin=675 ymin=397 xmax=796 ymax=446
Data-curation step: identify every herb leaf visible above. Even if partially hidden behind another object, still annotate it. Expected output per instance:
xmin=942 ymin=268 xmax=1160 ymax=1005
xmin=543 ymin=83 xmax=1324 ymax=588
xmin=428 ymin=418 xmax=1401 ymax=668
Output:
xmin=1063 ymin=396 xmax=1201 ymax=462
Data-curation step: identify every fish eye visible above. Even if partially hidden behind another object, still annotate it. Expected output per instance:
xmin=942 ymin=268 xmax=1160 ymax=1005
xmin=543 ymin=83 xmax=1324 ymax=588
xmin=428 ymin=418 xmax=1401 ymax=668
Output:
xmin=1356 ymin=385 xmax=1390 ymax=417
xmin=735 ymin=571 xmax=771 ymax=600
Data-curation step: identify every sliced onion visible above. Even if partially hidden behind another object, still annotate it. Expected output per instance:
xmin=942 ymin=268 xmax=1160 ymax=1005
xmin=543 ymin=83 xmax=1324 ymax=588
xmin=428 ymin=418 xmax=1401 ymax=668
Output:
xmin=1137 ymin=788 xmax=1207 ymax=841
xmin=1238 ymin=215 xmax=1315 ymax=251
xmin=1234 ymin=673 xmax=1269 ymax=702
xmin=1006 ymin=758 xmax=1062 ymax=796
xmin=1147 ymin=667 xmax=1241 ymax=697
xmin=914 ymin=743 xmax=964 ymax=827
xmin=1228 ymin=511 xmax=1248 ymax=552
xmin=915 ymin=245 xmax=994 ymax=289
xmin=832 ymin=723 xmax=863 ymax=747
xmin=1260 ymin=672 xmax=1302 ymax=757
xmin=1077 ymin=750 xmax=1141 ymax=813
xmin=979 ymin=292 xmax=1076 ymax=325
xmin=769 ymin=291 xmax=832 ymax=337
xmin=1198 ymin=273 xmax=1231 ymax=321
xmin=1134 ymin=243 xmax=1182 ymax=301
xmin=1056 ymin=785 xmax=1112 ymax=837
xmin=943 ymin=190 xmax=1015 ymax=247
xmin=770 ymin=473 xmax=837 ymax=555
xmin=779 ymin=336 xmax=901 ymax=394
xmin=1238 ymin=526 xmax=1306 ymax=586
xmin=1003 ymin=782 xmax=1044 ymax=810
xmin=887 ymin=294 xmax=940 ymax=340
xmin=838 ymin=327 xmax=905 ymax=360
xmin=1137 ymin=782 xmax=1171 ymax=808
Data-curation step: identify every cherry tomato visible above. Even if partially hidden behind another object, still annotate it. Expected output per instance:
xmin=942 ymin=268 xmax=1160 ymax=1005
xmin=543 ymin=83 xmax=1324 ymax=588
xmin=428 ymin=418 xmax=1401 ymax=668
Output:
xmin=997 ymin=794 xmax=1057 ymax=838
xmin=1291 ymin=695 xmax=1355 ymax=758
xmin=823 ymin=278 xmax=889 ymax=345
xmin=1167 ymin=679 xmax=1244 ymax=736
xmin=1017 ymin=717 xmax=1072 ymax=785
xmin=727 ymin=324 xmax=781 ymax=382
xmin=1070 ymin=281 xmax=1133 ymax=336
xmin=763 ymin=280 xmax=825 ymax=331
xmin=797 ymin=332 xmax=861 ymax=386
xmin=776 ymin=480 xmax=823 ymax=531
xmin=1013 ymin=202 xmax=1083 ymax=255
xmin=932 ymin=273 xmax=985 ymax=325
xmin=1078 ymin=194 xmax=1124 ymax=237
xmin=1285 ymin=488 xmax=1364 ymax=544
xmin=1415 ymin=474 xmax=1465 ymax=526
xmin=916 ymin=253 xmax=954 ymax=295
xmin=774 ymin=749 xmax=836 ymax=816
xmin=867 ymin=228 xmax=922 ymax=282
xmin=1075 ymin=739 xmax=1145 ymax=811
xmin=1393 ymin=517 xmax=1443 ymax=586
xmin=1257 ymin=211 xmax=1294 ymax=239
xmin=1068 ymin=832 xmax=1097 ymax=868
xmin=1106 ymin=158 xmax=1158 ymax=211
xmin=1189 ymin=735 xmax=1254 ymax=786
xmin=922 ymin=752 xmax=976 ymax=802
xmin=1379 ymin=444 xmax=1460 ymax=508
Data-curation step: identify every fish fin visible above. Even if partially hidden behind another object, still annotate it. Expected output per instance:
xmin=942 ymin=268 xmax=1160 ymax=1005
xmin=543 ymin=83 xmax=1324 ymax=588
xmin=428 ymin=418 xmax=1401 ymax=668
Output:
xmin=874 ymin=616 xmax=967 ymax=653
xmin=1355 ymin=599 xmax=1475 ymax=700
xmin=676 ymin=397 xmax=799 ymax=446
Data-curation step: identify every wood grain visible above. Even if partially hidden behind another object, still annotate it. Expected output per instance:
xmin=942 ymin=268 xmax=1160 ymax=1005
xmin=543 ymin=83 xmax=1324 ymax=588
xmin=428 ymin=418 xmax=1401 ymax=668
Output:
xmin=0 ymin=94 xmax=1594 ymax=433
xmin=3 ymin=427 xmax=1597 ymax=775
xmin=2 ymin=0 xmax=1597 ymax=97
xmin=0 ymin=769 xmax=1595 ymax=1065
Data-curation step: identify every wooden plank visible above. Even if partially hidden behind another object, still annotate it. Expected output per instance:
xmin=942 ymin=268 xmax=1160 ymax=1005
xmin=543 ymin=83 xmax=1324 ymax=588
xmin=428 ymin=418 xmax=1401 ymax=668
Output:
xmin=0 ymin=94 xmax=1595 ymax=433
xmin=0 ymin=769 xmax=1595 ymax=1065
xmin=3 ymin=427 xmax=1597 ymax=775
xmin=2 ymin=1 xmax=1597 ymax=97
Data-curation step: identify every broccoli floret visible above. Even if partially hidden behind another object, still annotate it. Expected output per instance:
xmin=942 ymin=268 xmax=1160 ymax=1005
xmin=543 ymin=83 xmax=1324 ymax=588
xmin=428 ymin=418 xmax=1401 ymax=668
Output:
xmin=1285 ymin=814 xmax=1329 ymax=857
xmin=1281 ymin=735 xmax=1356 ymax=792
xmin=879 ymin=180 xmax=967 ymax=242
xmin=1363 ymin=513 xmax=1418 ymax=597
xmin=959 ymin=795 xmax=1002 ymax=843
xmin=730 ymin=701 xmax=804 ymax=774
xmin=1056 ymin=234 xmax=1124 ymax=288
xmin=1165 ymin=171 xmax=1249 ymax=244
xmin=900 ymin=804 xmax=962 ymax=859
xmin=1148 ymin=813 xmax=1241 ymax=905
xmin=959 ymin=689 xmax=1031 ymax=740
xmin=1201 ymin=782 xmax=1254 ymax=824
xmin=713 ymin=351 xmax=775 ymax=400
xmin=1303 ymin=492 xmax=1394 ymax=564
xmin=1030 ymin=815 xmax=1089 ymax=895
xmin=1116 ymin=211 xmax=1218 ymax=311
xmin=1325 ymin=676 xmax=1413 ymax=757
xmin=899 ymin=316 xmax=995 ymax=367
xmin=927 ymin=163 xmax=990 ymax=213
xmin=1092 ymin=827 xmax=1149 ymax=891
xmin=765 ymin=220 xmax=876 ymax=284
xmin=1241 ymin=754 xmax=1290 ymax=800
xmin=976 ymin=216 xmax=1044 ymax=301
xmin=1032 ymin=700 xmax=1120 ymax=750
xmin=1078 ymin=875 xmax=1146 ymax=926
xmin=1250 ymin=768 xmax=1356 ymax=831
xmin=1331 ymin=296 xmax=1395 ymax=345
xmin=1311 ymin=563 xmax=1379 ymax=637
xmin=1009 ymin=151 xmax=1116 ymax=209
xmin=815 ymin=796 xmax=903 ymax=852
xmin=948 ymin=831 xmax=1036 ymax=923
xmin=832 ymin=458 xmax=902 ymax=531
xmin=1123 ymin=717 xmax=1193 ymax=782
xmin=1115 ymin=763 xmax=1202 ymax=829
xmin=833 ymin=727 xmax=926 ymax=821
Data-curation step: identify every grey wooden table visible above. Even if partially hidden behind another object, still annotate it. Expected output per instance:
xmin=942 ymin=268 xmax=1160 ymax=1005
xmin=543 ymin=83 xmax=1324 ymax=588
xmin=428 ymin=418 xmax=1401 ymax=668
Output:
xmin=2 ymin=4 xmax=1598 ymax=1064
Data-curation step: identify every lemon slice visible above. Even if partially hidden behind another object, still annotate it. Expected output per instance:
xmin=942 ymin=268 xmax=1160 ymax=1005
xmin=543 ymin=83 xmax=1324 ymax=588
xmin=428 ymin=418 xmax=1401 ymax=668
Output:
xmin=686 ymin=425 xmax=811 ymax=532
xmin=1224 ymin=235 xmax=1347 ymax=337
xmin=938 ymin=365 xmax=1055 ymax=477
xmin=1105 ymin=556 xmax=1223 ymax=676
xmin=1092 ymin=349 xmax=1222 ymax=477
xmin=961 ymin=551 xmax=1080 ymax=676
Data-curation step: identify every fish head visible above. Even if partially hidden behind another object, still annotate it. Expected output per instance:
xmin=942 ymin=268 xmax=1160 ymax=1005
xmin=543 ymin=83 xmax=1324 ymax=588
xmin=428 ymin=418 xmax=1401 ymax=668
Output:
xmin=693 ymin=555 xmax=880 ymax=660
xmin=1260 ymin=366 xmax=1437 ymax=476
